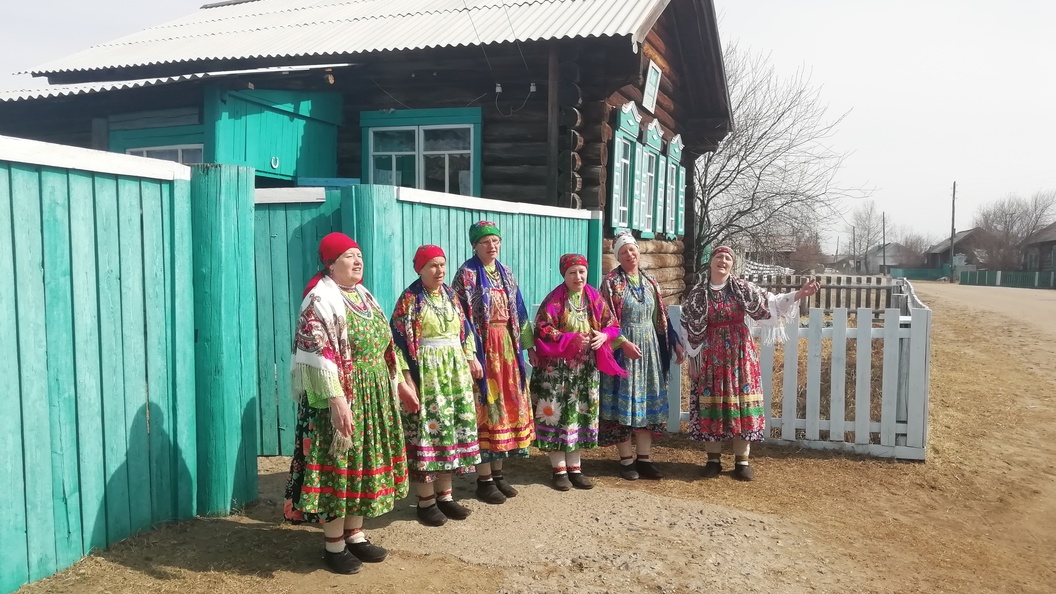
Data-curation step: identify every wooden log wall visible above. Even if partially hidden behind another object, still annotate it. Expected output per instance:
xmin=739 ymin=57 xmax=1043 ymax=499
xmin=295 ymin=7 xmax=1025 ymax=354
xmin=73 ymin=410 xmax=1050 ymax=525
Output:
xmin=332 ymin=44 xmax=560 ymax=205
xmin=558 ymin=53 xmax=584 ymax=208
xmin=602 ymin=238 xmax=687 ymax=304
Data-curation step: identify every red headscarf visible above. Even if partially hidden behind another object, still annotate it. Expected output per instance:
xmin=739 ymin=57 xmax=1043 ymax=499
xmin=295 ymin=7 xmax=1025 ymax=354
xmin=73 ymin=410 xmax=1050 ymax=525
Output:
xmin=303 ymin=232 xmax=361 ymax=297
xmin=413 ymin=245 xmax=446 ymax=273
xmin=560 ymin=253 xmax=588 ymax=276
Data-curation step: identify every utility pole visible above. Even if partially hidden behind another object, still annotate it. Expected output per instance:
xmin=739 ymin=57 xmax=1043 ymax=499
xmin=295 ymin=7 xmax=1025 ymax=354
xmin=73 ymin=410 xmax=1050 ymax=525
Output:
xmin=851 ymin=226 xmax=856 ymax=273
xmin=882 ymin=211 xmax=887 ymax=273
xmin=949 ymin=181 xmax=957 ymax=273
xmin=834 ymin=236 xmax=840 ymax=268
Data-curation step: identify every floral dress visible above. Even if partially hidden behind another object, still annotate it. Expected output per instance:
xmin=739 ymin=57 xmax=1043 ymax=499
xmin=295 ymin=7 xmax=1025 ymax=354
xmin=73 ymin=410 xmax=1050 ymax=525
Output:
xmin=599 ymin=274 xmax=668 ymax=443
xmin=530 ymin=291 xmax=602 ymax=451
xmin=284 ymin=288 xmax=409 ymax=523
xmin=689 ymin=285 xmax=766 ymax=442
xmin=453 ymin=260 xmax=535 ymax=463
xmin=393 ymin=287 xmax=482 ymax=483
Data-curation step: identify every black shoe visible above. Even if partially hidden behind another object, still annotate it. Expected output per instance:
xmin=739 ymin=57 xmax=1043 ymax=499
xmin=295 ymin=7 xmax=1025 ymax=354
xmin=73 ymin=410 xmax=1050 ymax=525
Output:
xmin=493 ymin=474 xmax=519 ymax=498
xmin=568 ymin=472 xmax=594 ymax=490
xmin=635 ymin=459 xmax=664 ymax=480
xmin=618 ymin=463 xmax=640 ymax=481
xmin=701 ymin=460 xmax=722 ymax=479
xmin=476 ymin=479 xmax=507 ymax=504
xmin=346 ymin=538 xmax=388 ymax=562
xmin=731 ymin=464 xmax=755 ymax=482
xmin=324 ymin=549 xmax=363 ymax=574
xmin=416 ymin=503 xmax=448 ymax=527
xmin=436 ymin=499 xmax=472 ymax=520
xmin=552 ymin=472 xmax=572 ymax=491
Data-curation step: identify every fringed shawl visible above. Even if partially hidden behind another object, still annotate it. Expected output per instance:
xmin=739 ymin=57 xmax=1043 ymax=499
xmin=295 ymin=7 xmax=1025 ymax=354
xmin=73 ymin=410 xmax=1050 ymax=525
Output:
xmin=534 ymin=283 xmax=628 ymax=377
xmin=390 ymin=279 xmax=472 ymax=394
xmin=680 ymin=276 xmax=800 ymax=356
xmin=292 ymin=276 xmax=396 ymax=454
xmin=600 ymin=267 xmax=682 ymax=378
xmin=452 ymin=256 xmax=530 ymax=396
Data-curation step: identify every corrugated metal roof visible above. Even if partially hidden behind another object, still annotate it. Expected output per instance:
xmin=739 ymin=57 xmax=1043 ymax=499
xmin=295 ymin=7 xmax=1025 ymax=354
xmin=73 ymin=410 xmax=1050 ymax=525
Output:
xmin=0 ymin=75 xmax=206 ymax=103
xmin=31 ymin=0 xmax=668 ymax=76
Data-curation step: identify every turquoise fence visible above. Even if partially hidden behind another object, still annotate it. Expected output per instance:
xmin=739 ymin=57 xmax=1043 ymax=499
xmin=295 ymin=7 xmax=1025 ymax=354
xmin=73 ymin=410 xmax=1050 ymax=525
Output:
xmin=890 ymin=267 xmax=949 ymax=281
xmin=253 ymin=184 xmax=598 ymax=456
xmin=960 ymin=270 xmax=1056 ymax=289
xmin=1 ymin=136 xmax=258 ymax=593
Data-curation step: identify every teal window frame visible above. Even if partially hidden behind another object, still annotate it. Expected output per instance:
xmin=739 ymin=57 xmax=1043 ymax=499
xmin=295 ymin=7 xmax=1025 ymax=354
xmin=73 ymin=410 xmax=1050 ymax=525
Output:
xmin=109 ymin=124 xmax=205 ymax=162
xmin=359 ymin=107 xmax=483 ymax=197
xmin=664 ymin=134 xmax=686 ymax=239
xmin=639 ymin=119 xmax=664 ymax=238
xmin=610 ymin=102 xmax=643 ymax=232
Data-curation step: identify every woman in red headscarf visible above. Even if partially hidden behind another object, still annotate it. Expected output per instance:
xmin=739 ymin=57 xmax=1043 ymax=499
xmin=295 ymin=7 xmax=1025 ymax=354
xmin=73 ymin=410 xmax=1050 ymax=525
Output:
xmin=530 ymin=254 xmax=626 ymax=491
xmin=283 ymin=233 xmax=413 ymax=575
xmin=390 ymin=245 xmax=481 ymax=527
xmin=680 ymin=246 xmax=819 ymax=482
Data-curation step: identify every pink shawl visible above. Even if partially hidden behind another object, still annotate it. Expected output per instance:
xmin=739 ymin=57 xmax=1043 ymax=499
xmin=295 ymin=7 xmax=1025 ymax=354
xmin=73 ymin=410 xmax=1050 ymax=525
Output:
xmin=534 ymin=283 xmax=628 ymax=377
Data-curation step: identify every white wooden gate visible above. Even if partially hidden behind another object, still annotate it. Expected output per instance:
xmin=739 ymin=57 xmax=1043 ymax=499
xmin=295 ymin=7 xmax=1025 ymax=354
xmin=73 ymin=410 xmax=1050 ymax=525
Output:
xmin=666 ymin=280 xmax=931 ymax=460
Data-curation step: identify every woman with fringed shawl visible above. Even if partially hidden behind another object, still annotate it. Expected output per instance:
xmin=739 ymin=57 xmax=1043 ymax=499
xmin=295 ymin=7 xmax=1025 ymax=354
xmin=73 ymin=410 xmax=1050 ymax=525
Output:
xmin=283 ymin=232 xmax=414 ymax=575
xmin=680 ymin=246 xmax=819 ymax=481
xmin=452 ymin=221 xmax=536 ymax=505
xmin=598 ymin=231 xmax=685 ymax=482
xmin=530 ymin=253 xmax=627 ymax=491
xmin=390 ymin=245 xmax=482 ymax=527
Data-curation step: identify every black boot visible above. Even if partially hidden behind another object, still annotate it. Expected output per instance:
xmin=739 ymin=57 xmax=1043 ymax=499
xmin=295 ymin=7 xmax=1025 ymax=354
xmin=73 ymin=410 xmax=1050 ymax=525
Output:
xmin=346 ymin=539 xmax=388 ymax=563
xmin=702 ymin=456 xmax=722 ymax=479
xmin=551 ymin=472 xmax=573 ymax=491
xmin=731 ymin=462 xmax=755 ymax=482
xmin=567 ymin=471 xmax=594 ymax=490
xmin=436 ymin=499 xmax=472 ymax=520
xmin=476 ymin=478 xmax=507 ymax=504
xmin=492 ymin=473 xmax=519 ymax=498
xmin=635 ymin=458 xmax=664 ymax=480
xmin=324 ymin=549 xmax=362 ymax=574
xmin=416 ymin=503 xmax=448 ymax=526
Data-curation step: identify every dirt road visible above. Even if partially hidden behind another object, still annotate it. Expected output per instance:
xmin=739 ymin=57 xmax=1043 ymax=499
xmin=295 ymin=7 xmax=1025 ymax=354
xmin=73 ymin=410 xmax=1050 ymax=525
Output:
xmin=19 ymin=281 xmax=1056 ymax=594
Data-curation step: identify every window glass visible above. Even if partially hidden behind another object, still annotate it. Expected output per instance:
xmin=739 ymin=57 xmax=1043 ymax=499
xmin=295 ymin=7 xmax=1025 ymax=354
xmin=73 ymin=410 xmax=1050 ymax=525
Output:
xmin=181 ymin=148 xmax=204 ymax=164
xmin=423 ymin=127 xmax=471 ymax=152
xmin=642 ymin=152 xmax=656 ymax=232
xmin=373 ymin=129 xmax=416 ymax=153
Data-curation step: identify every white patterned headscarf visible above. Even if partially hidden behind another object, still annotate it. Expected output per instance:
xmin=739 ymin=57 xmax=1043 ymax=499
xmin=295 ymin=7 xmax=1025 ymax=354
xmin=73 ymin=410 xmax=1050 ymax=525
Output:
xmin=613 ymin=231 xmax=638 ymax=256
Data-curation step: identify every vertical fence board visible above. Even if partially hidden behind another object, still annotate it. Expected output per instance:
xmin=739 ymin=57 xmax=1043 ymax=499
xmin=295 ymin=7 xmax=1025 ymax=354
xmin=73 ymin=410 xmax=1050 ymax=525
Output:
xmin=854 ymin=307 xmax=872 ymax=444
xmin=41 ymin=168 xmax=85 ymax=569
xmin=907 ymin=309 xmax=930 ymax=449
xmin=880 ymin=309 xmax=900 ymax=446
xmin=0 ymin=162 xmax=31 ymax=592
xmin=254 ymin=208 xmax=279 ymax=456
xmin=760 ymin=341 xmax=775 ymax=427
xmin=170 ymin=178 xmax=197 ymax=519
xmin=235 ymin=169 xmax=259 ymax=507
xmin=829 ymin=309 xmax=848 ymax=442
xmin=666 ymin=306 xmax=683 ymax=431
xmin=117 ymin=178 xmax=153 ymax=535
xmin=141 ymin=180 xmax=175 ymax=524
xmin=780 ymin=315 xmax=799 ymax=441
xmin=68 ymin=172 xmax=108 ymax=554
xmin=269 ymin=207 xmax=295 ymax=456
xmin=805 ymin=309 xmax=823 ymax=440
xmin=12 ymin=165 xmax=59 ymax=580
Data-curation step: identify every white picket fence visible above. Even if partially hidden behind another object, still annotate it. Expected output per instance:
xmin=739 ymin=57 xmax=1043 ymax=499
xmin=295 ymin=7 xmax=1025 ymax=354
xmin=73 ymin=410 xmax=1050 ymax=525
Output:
xmin=665 ymin=279 xmax=931 ymax=460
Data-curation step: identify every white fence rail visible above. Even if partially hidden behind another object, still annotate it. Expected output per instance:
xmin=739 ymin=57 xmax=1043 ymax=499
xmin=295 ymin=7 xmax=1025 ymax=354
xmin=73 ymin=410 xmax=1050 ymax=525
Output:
xmin=665 ymin=279 xmax=931 ymax=460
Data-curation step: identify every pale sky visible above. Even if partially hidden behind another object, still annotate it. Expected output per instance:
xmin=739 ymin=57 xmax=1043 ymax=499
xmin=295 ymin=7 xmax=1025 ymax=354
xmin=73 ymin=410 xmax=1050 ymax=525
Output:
xmin=3 ymin=1 xmax=1054 ymax=248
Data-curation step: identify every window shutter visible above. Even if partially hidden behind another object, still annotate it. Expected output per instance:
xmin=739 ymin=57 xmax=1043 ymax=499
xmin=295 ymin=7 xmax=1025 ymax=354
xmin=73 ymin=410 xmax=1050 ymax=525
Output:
xmin=654 ymin=157 xmax=667 ymax=234
xmin=610 ymin=142 xmax=623 ymax=227
xmin=632 ymin=143 xmax=644 ymax=230
xmin=676 ymin=165 xmax=686 ymax=236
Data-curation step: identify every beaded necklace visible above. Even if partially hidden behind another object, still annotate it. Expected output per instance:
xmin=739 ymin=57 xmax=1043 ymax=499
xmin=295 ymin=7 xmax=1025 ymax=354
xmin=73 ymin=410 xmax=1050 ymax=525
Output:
xmin=424 ymin=289 xmax=455 ymax=333
xmin=338 ymin=283 xmax=374 ymax=320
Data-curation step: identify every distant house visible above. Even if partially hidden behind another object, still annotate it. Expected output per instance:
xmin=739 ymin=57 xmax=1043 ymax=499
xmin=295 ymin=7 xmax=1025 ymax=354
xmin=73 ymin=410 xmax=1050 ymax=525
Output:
xmin=925 ymin=228 xmax=987 ymax=269
xmin=862 ymin=242 xmax=909 ymax=275
xmin=1024 ymin=221 xmax=1056 ymax=271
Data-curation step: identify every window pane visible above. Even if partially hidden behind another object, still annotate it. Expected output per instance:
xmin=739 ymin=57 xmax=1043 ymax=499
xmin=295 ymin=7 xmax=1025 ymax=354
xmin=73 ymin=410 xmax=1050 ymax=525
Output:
xmin=395 ymin=154 xmax=417 ymax=188
xmin=144 ymin=149 xmax=180 ymax=162
xmin=181 ymin=148 xmax=203 ymax=164
xmin=423 ymin=127 xmax=471 ymax=152
xmin=373 ymin=129 xmax=416 ymax=153
xmin=449 ymin=153 xmax=472 ymax=195
xmin=373 ymin=155 xmax=394 ymax=184
xmin=424 ymin=154 xmax=447 ymax=193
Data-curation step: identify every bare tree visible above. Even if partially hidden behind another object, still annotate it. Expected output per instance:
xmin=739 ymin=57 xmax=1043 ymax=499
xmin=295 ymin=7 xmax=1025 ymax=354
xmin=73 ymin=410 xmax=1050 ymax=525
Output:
xmin=689 ymin=43 xmax=864 ymax=274
xmin=889 ymin=225 xmax=932 ymax=268
xmin=848 ymin=200 xmax=882 ymax=272
xmin=973 ymin=190 xmax=1056 ymax=269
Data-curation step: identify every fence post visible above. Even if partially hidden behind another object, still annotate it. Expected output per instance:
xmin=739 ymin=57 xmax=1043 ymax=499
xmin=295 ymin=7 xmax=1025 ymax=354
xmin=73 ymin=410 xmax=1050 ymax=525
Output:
xmin=666 ymin=305 xmax=683 ymax=432
xmin=996 ymin=270 xmax=1002 ymax=286
xmin=587 ymin=213 xmax=603 ymax=288
xmin=190 ymin=164 xmax=260 ymax=515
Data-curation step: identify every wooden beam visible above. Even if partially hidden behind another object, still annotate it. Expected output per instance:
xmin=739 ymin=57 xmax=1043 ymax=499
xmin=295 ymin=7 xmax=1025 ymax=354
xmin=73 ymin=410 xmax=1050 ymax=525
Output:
xmin=546 ymin=44 xmax=560 ymax=206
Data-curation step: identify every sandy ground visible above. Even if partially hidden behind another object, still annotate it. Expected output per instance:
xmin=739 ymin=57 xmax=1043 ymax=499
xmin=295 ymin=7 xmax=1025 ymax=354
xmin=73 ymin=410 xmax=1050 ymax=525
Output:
xmin=18 ymin=281 xmax=1056 ymax=594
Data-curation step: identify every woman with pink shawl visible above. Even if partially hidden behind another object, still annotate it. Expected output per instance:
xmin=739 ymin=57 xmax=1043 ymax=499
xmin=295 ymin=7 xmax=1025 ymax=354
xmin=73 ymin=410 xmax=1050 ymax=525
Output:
xmin=529 ymin=254 xmax=627 ymax=491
